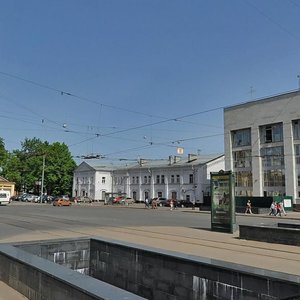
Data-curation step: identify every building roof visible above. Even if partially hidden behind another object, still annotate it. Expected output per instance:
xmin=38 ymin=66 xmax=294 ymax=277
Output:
xmin=224 ymin=89 xmax=300 ymax=112
xmin=0 ymin=176 xmax=9 ymax=182
xmin=78 ymin=154 xmax=224 ymax=172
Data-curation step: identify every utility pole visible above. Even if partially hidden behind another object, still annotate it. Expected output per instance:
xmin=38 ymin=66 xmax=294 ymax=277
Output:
xmin=40 ymin=154 xmax=45 ymax=203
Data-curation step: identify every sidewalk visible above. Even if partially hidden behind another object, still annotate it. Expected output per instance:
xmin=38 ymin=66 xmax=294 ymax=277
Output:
xmin=0 ymin=281 xmax=28 ymax=300
xmin=1 ymin=207 xmax=299 ymax=299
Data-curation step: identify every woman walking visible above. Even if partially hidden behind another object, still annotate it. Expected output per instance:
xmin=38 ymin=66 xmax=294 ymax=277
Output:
xmin=245 ymin=199 xmax=253 ymax=214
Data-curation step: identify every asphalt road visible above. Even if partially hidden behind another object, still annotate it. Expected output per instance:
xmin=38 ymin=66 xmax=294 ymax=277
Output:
xmin=0 ymin=202 xmax=300 ymax=299
xmin=0 ymin=201 xmax=284 ymax=243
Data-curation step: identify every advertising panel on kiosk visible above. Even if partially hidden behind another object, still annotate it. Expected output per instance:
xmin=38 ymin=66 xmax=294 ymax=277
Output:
xmin=210 ymin=170 xmax=236 ymax=233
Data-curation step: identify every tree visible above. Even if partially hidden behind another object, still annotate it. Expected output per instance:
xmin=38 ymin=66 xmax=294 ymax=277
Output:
xmin=1 ymin=150 xmax=23 ymax=191
xmin=1 ymin=138 xmax=76 ymax=196
xmin=44 ymin=142 xmax=76 ymax=196
xmin=0 ymin=138 xmax=8 ymax=172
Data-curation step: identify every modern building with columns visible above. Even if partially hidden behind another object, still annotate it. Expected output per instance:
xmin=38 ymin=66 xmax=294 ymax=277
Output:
xmin=224 ymin=90 xmax=300 ymax=203
xmin=73 ymin=154 xmax=224 ymax=203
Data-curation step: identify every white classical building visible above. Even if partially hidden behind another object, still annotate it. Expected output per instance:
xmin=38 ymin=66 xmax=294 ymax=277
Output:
xmin=73 ymin=154 xmax=224 ymax=202
xmin=224 ymin=90 xmax=300 ymax=203
xmin=73 ymin=162 xmax=113 ymax=201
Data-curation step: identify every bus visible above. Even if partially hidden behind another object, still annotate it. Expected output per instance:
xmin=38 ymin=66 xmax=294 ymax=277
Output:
xmin=0 ymin=190 xmax=10 ymax=205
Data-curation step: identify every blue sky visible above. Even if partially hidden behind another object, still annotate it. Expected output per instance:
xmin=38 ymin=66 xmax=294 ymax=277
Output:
xmin=1 ymin=0 xmax=300 ymax=164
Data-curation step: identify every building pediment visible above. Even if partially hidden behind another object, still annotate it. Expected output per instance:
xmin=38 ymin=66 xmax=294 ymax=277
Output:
xmin=74 ymin=162 xmax=96 ymax=173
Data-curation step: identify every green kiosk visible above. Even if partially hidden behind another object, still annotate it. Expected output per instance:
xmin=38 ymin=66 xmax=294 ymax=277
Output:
xmin=211 ymin=170 xmax=237 ymax=233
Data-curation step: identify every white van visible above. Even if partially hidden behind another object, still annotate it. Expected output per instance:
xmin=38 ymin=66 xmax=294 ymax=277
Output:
xmin=0 ymin=190 xmax=10 ymax=205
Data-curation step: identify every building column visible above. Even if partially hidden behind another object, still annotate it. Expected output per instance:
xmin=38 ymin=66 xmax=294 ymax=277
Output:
xmin=165 ymin=174 xmax=169 ymax=199
xmin=252 ymin=127 xmax=263 ymax=196
xmin=283 ymin=121 xmax=297 ymax=202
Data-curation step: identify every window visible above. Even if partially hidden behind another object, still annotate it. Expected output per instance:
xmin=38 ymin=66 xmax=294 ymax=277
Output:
xmin=132 ymin=177 xmax=135 ymax=184
xmin=233 ymin=150 xmax=252 ymax=168
xmin=261 ymin=146 xmax=284 ymax=167
xmin=235 ymin=171 xmax=253 ymax=187
xmin=263 ymin=169 xmax=285 ymax=187
xmin=136 ymin=177 xmax=139 ymax=184
xmin=161 ymin=175 xmax=165 ymax=184
xmin=171 ymin=175 xmax=175 ymax=183
xmin=144 ymin=191 xmax=149 ymax=200
xmin=186 ymin=195 xmax=190 ymax=201
xmin=176 ymin=175 xmax=180 ymax=183
xmin=144 ymin=176 xmax=147 ymax=184
xmin=158 ymin=192 xmax=162 ymax=197
xmin=295 ymin=144 xmax=300 ymax=165
xmin=232 ymin=128 xmax=251 ymax=148
xmin=261 ymin=123 xmax=283 ymax=144
xmin=148 ymin=175 xmax=151 ymax=183
xmin=102 ymin=177 xmax=106 ymax=184
xmin=156 ymin=175 xmax=160 ymax=184
xmin=189 ymin=174 xmax=194 ymax=184
xmin=293 ymin=120 xmax=300 ymax=140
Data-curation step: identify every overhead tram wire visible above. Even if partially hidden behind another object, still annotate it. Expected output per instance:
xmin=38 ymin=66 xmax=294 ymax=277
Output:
xmin=0 ymin=70 xmax=169 ymax=120
xmin=0 ymin=70 xmax=226 ymax=130
xmin=0 ymin=70 xmax=241 ymax=150
xmin=92 ymin=132 xmax=225 ymax=159
xmin=245 ymin=0 xmax=300 ymax=42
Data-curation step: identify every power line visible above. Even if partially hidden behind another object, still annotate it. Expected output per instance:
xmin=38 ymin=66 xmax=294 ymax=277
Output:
xmin=0 ymin=70 xmax=169 ymax=120
xmin=245 ymin=0 xmax=300 ymax=42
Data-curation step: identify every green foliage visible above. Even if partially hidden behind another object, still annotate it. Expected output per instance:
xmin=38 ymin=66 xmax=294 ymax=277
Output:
xmin=1 ymin=138 xmax=76 ymax=196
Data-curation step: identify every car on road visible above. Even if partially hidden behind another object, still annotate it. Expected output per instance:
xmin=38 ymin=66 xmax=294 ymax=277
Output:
xmin=53 ymin=198 xmax=71 ymax=206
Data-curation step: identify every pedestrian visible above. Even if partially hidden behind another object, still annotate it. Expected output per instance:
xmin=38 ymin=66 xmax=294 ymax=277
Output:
xmin=151 ymin=198 xmax=157 ymax=209
xmin=145 ymin=198 xmax=150 ymax=209
xmin=275 ymin=202 xmax=282 ymax=217
xmin=269 ymin=201 xmax=276 ymax=216
xmin=192 ymin=199 xmax=195 ymax=210
xmin=280 ymin=201 xmax=287 ymax=216
xmin=245 ymin=199 xmax=253 ymax=214
xmin=170 ymin=199 xmax=174 ymax=211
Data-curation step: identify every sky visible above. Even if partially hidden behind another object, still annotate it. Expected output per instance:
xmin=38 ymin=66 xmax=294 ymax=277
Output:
xmin=1 ymin=0 xmax=300 ymax=165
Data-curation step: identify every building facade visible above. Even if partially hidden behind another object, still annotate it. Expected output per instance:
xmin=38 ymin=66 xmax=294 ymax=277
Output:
xmin=73 ymin=154 xmax=224 ymax=202
xmin=0 ymin=176 xmax=15 ymax=197
xmin=73 ymin=162 xmax=113 ymax=200
xmin=224 ymin=90 xmax=300 ymax=203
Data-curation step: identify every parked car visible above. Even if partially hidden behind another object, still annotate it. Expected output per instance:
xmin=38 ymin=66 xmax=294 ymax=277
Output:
xmin=22 ymin=194 xmax=38 ymax=202
xmin=37 ymin=195 xmax=52 ymax=203
xmin=124 ymin=198 xmax=134 ymax=205
xmin=150 ymin=197 xmax=167 ymax=207
xmin=113 ymin=196 xmax=125 ymax=204
xmin=53 ymin=198 xmax=71 ymax=206
xmin=165 ymin=199 xmax=178 ymax=207
xmin=134 ymin=198 xmax=144 ymax=203
xmin=178 ymin=200 xmax=194 ymax=208
xmin=78 ymin=196 xmax=92 ymax=203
